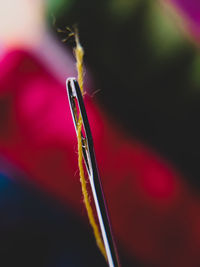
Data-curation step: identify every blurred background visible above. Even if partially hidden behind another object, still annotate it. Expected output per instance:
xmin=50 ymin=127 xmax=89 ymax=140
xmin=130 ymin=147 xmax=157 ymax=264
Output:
xmin=52 ymin=0 xmax=200 ymax=188
xmin=0 ymin=0 xmax=200 ymax=266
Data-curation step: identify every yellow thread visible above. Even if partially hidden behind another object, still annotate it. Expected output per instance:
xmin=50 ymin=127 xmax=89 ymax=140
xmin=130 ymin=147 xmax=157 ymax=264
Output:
xmin=74 ymin=31 xmax=107 ymax=260
xmin=74 ymin=32 xmax=84 ymax=94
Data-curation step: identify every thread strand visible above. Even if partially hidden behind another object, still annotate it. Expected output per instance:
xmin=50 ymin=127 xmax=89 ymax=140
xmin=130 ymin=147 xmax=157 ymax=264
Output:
xmin=74 ymin=31 xmax=107 ymax=260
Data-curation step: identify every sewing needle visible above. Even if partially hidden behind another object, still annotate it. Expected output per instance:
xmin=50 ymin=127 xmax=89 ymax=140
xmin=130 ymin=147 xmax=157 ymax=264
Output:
xmin=66 ymin=78 xmax=120 ymax=267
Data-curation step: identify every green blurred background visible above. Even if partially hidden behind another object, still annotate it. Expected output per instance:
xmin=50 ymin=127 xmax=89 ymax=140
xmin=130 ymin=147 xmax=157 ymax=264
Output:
xmin=47 ymin=0 xmax=200 ymax=189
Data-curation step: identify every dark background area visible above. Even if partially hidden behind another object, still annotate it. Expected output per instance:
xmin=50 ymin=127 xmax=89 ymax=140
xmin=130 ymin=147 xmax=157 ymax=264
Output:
xmin=52 ymin=0 xmax=200 ymax=189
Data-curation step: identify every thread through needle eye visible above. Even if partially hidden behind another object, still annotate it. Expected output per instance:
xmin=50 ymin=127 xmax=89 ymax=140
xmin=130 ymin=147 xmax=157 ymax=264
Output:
xmin=66 ymin=78 xmax=120 ymax=267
